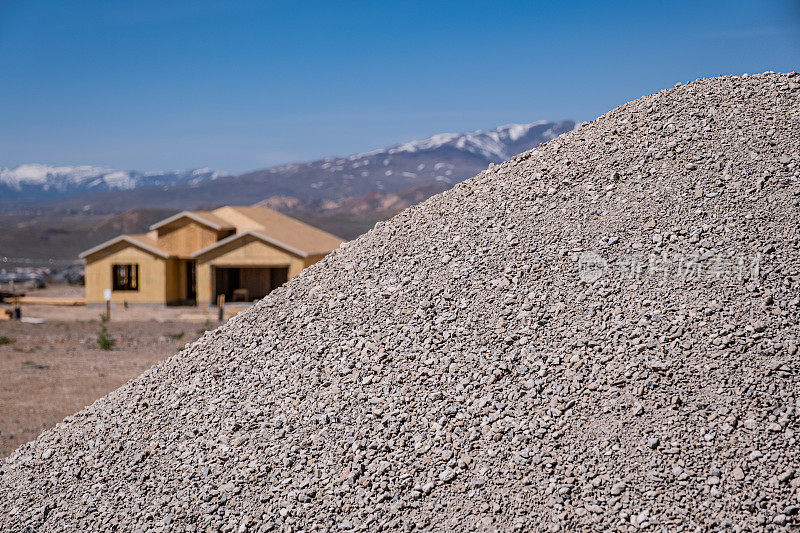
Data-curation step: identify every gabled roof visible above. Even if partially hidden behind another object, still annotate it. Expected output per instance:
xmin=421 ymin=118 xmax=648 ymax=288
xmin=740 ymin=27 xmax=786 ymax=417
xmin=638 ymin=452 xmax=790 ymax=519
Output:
xmin=79 ymin=234 xmax=170 ymax=259
xmin=149 ymin=210 xmax=235 ymax=232
xmin=216 ymin=205 xmax=344 ymax=256
xmin=85 ymin=205 xmax=343 ymax=261
xmin=190 ymin=230 xmax=309 ymax=259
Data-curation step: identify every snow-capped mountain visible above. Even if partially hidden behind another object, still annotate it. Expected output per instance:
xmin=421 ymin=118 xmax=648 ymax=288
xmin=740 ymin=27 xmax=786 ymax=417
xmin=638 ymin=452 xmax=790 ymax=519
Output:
xmin=2 ymin=120 xmax=574 ymax=213
xmin=0 ymin=165 xmax=227 ymax=203
xmin=231 ymin=120 xmax=577 ymax=203
xmin=381 ymin=121 xmax=558 ymax=160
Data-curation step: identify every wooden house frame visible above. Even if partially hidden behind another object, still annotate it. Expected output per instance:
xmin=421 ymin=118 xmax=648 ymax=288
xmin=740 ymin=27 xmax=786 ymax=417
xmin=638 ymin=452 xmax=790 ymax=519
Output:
xmin=80 ymin=206 xmax=342 ymax=305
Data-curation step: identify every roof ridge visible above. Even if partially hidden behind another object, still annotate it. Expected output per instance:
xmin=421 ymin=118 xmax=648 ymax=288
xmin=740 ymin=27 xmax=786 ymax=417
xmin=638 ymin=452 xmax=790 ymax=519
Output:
xmin=231 ymin=205 xmax=343 ymax=240
xmin=149 ymin=210 xmax=235 ymax=231
xmin=79 ymin=234 xmax=170 ymax=259
xmin=190 ymin=229 xmax=309 ymax=259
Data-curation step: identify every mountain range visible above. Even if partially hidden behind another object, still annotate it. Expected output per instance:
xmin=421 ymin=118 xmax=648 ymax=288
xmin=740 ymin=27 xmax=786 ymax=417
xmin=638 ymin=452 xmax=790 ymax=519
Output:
xmin=0 ymin=165 xmax=227 ymax=204
xmin=0 ymin=120 xmax=574 ymax=213
xmin=0 ymin=120 xmax=575 ymax=263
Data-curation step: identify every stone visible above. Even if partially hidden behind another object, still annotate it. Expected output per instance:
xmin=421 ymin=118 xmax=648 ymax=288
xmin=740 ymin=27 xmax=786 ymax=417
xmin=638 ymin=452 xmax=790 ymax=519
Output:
xmin=2 ymin=72 xmax=800 ymax=532
xmin=439 ymin=468 xmax=457 ymax=483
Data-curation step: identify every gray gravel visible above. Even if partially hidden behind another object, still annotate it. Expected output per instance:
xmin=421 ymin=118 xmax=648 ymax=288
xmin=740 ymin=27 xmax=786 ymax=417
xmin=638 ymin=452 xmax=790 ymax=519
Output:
xmin=2 ymin=72 xmax=800 ymax=531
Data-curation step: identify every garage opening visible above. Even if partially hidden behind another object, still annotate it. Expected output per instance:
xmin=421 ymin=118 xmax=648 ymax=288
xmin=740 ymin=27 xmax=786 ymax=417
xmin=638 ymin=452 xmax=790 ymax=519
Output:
xmin=213 ymin=266 xmax=288 ymax=303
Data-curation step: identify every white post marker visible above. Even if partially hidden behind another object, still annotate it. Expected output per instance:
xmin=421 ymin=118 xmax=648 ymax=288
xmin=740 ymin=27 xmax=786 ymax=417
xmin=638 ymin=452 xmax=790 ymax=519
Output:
xmin=104 ymin=289 xmax=111 ymax=320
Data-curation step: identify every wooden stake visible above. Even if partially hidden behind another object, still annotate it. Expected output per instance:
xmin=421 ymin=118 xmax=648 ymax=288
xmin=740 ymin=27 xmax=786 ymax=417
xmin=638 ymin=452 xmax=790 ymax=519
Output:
xmin=13 ymin=294 xmax=20 ymax=320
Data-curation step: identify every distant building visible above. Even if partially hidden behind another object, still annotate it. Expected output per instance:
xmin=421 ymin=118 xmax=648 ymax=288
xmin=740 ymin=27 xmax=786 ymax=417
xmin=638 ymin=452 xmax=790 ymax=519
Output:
xmin=79 ymin=206 xmax=343 ymax=305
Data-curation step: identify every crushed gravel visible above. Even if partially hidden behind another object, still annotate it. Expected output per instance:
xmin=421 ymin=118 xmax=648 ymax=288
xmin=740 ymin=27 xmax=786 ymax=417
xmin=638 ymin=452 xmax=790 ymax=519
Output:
xmin=2 ymin=72 xmax=800 ymax=531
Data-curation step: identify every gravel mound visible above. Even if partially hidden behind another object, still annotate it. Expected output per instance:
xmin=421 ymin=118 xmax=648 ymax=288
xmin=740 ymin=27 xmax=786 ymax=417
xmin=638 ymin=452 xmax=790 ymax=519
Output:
xmin=3 ymin=73 xmax=800 ymax=531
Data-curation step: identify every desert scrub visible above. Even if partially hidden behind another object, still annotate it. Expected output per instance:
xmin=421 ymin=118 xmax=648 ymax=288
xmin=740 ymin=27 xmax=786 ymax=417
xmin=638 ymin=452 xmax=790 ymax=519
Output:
xmin=96 ymin=314 xmax=115 ymax=350
xmin=0 ymin=336 xmax=14 ymax=345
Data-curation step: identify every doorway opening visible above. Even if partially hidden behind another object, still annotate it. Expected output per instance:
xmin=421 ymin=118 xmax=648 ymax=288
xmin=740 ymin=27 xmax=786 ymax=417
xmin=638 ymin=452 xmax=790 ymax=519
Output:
xmin=213 ymin=266 xmax=289 ymax=303
xmin=185 ymin=261 xmax=197 ymax=303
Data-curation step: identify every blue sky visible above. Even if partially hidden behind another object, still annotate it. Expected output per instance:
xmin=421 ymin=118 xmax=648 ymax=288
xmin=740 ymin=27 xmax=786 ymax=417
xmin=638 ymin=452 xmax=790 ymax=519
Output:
xmin=1 ymin=0 xmax=798 ymax=173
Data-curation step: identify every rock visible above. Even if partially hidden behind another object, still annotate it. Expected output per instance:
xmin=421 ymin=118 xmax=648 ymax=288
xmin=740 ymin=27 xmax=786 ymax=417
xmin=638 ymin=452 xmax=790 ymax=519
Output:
xmin=439 ymin=468 xmax=457 ymax=483
xmin=2 ymin=72 xmax=800 ymax=532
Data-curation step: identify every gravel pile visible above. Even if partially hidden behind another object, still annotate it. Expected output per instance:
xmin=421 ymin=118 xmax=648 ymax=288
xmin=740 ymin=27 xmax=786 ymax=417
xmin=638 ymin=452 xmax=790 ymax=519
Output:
xmin=3 ymin=73 xmax=800 ymax=531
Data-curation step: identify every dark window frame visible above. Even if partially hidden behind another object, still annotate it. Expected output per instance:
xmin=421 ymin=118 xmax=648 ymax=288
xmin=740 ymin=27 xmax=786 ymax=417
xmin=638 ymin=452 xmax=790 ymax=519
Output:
xmin=112 ymin=264 xmax=139 ymax=291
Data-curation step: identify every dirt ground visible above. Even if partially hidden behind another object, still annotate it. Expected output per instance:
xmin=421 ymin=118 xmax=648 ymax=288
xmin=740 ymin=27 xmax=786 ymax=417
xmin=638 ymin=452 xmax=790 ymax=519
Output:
xmin=0 ymin=284 xmax=251 ymax=456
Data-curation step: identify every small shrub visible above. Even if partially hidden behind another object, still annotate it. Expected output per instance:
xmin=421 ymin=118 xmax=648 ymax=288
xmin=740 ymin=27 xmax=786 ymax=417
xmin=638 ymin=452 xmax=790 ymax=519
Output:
xmin=96 ymin=314 xmax=115 ymax=350
xmin=0 ymin=336 xmax=14 ymax=345
xmin=167 ymin=332 xmax=185 ymax=341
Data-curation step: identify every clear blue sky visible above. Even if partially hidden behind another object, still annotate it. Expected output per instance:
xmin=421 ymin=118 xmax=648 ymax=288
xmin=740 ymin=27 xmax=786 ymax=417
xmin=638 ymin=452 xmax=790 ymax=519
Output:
xmin=1 ymin=0 xmax=798 ymax=174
